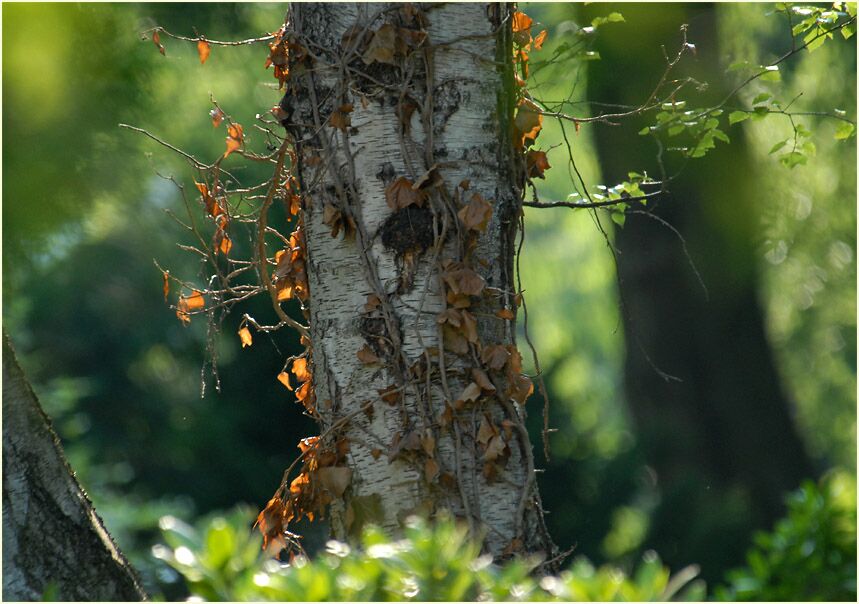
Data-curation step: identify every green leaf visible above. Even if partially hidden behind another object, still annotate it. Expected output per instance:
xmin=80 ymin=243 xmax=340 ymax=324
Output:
xmin=753 ymin=92 xmax=772 ymax=105
xmin=805 ymin=27 xmax=826 ymax=51
xmin=801 ymin=140 xmax=816 ymax=156
xmin=661 ymin=100 xmax=686 ymax=111
xmin=760 ymin=65 xmax=781 ymax=82
xmin=668 ymin=124 xmax=685 ymax=137
xmin=712 ymin=129 xmax=730 ymax=143
xmin=780 ymin=151 xmax=808 ymax=168
xmin=728 ymin=60 xmax=752 ymax=71
xmin=610 ymin=211 xmax=626 ymax=227
xmin=638 ymin=126 xmax=651 ymax=135
xmin=834 ymin=121 xmax=856 ymax=140
xmin=795 ymin=123 xmax=812 ymax=138
xmin=607 ymin=12 xmax=625 ymax=22
xmin=769 ymin=140 xmax=788 ymax=154
xmin=729 ymin=111 xmax=750 ymax=124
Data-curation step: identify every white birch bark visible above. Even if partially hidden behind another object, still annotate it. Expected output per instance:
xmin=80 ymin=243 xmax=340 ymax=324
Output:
xmin=285 ymin=2 xmax=555 ymax=561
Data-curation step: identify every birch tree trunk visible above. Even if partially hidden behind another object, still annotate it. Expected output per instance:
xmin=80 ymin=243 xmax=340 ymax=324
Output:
xmin=2 ymin=334 xmax=146 ymax=600
xmin=280 ymin=2 xmax=556 ymax=562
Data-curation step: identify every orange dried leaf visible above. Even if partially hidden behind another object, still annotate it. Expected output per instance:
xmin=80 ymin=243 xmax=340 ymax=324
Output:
xmin=362 ymin=23 xmax=398 ymax=65
xmin=424 ymin=458 xmax=440 ymax=483
xmin=443 ymin=324 xmax=470 ymax=356
xmin=162 ymin=271 xmax=170 ymax=302
xmin=238 ymin=326 xmax=253 ymax=348
xmin=471 ymin=368 xmax=497 ymax=393
xmin=421 ymin=431 xmax=436 ymax=456
xmin=254 ymin=496 xmax=286 ymax=547
xmin=364 ymin=293 xmax=382 ymax=312
xmin=506 ymin=345 xmax=524 ymax=374
xmin=483 ymin=434 xmax=506 ymax=462
xmin=413 ymin=164 xmax=443 ymax=190
xmin=460 ymin=310 xmax=478 ymax=344
xmin=318 ymin=466 xmax=352 ymax=497
xmin=218 ymin=230 xmax=232 ymax=255
xmin=291 ymin=357 xmax=311 ymax=383
xmin=152 ymin=30 xmax=165 ymax=55
xmin=357 ymin=344 xmax=381 ymax=365
xmin=295 ymin=380 xmax=312 ymax=402
xmin=298 ymin=436 xmax=320 ymax=454
xmin=458 ymin=193 xmax=493 ymax=232
xmin=443 ymin=266 xmax=485 ymax=297
xmin=526 ymin=150 xmax=551 ymax=179
xmin=455 ymin=382 xmax=482 ymax=409
xmin=385 ymin=176 xmax=424 ymax=210
xmin=180 ymin=289 xmax=205 ymax=311
xmin=533 ymin=29 xmax=548 ymax=50
xmin=512 ymin=11 xmax=533 ymax=34
xmin=210 ymin=107 xmax=225 ymax=128
xmin=496 ymin=308 xmax=515 ymax=320
xmin=477 ymin=415 xmax=497 ymax=445
xmin=515 ymin=99 xmax=543 ymax=149
xmin=378 ymin=385 xmax=401 ymax=405
xmin=328 ymin=104 xmax=353 ymax=132
xmin=481 ymin=344 xmax=510 ymax=371
xmin=510 ymin=374 xmax=534 ymax=405
xmin=277 ymin=371 xmax=293 ymax=390
xmin=197 ymin=39 xmax=211 ymax=64
xmin=224 ymin=137 xmax=241 ymax=158
xmin=176 ymin=302 xmax=190 ymax=325
xmin=437 ymin=308 xmax=462 ymax=327
xmin=224 ymin=123 xmax=244 ymax=158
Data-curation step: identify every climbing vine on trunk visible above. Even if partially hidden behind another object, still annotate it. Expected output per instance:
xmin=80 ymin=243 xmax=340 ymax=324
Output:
xmin=144 ymin=3 xmax=559 ymax=567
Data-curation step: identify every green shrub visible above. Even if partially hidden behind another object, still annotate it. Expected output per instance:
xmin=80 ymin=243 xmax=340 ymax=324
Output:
xmin=153 ymin=510 xmax=704 ymax=601
xmin=715 ymin=469 xmax=857 ymax=601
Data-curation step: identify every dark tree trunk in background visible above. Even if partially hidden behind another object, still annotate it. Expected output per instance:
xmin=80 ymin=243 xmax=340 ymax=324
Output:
xmin=583 ymin=4 xmax=816 ymax=578
xmin=2 ymin=334 xmax=146 ymax=601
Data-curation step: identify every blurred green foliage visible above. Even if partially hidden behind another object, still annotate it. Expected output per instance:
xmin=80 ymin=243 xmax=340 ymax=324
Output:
xmin=721 ymin=3 xmax=857 ymax=471
xmin=153 ymin=511 xmax=705 ymax=602
xmin=716 ymin=469 xmax=857 ymax=601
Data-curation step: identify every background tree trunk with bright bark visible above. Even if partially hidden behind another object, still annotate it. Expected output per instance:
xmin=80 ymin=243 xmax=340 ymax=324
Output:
xmin=280 ymin=2 xmax=556 ymax=562
xmin=2 ymin=334 xmax=146 ymax=601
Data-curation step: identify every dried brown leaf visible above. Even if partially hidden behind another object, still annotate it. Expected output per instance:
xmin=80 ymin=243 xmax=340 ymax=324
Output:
xmin=318 ymin=466 xmax=352 ymax=497
xmin=458 ymin=193 xmax=493 ymax=232
xmin=357 ymin=344 xmax=381 ymax=365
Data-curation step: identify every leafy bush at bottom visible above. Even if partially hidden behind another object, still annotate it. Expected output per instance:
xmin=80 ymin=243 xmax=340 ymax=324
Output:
xmin=715 ymin=469 xmax=856 ymax=601
xmin=153 ymin=510 xmax=704 ymax=601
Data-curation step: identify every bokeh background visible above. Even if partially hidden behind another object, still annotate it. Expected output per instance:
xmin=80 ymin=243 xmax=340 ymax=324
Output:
xmin=3 ymin=3 xmax=855 ymax=599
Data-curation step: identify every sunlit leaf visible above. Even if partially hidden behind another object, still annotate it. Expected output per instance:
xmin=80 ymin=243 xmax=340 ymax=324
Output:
xmin=729 ymin=111 xmax=750 ymax=124
xmin=238 ymin=326 xmax=253 ymax=348
xmin=224 ymin=123 xmax=244 ymax=158
xmin=152 ymin=30 xmax=165 ymax=55
xmin=277 ymin=371 xmax=293 ymax=390
xmin=197 ymin=39 xmax=211 ymax=64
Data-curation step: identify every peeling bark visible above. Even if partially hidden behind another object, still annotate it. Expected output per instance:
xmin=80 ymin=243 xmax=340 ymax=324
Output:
xmin=2 ymin=334 xmax=146 ymax=601
xmin=285 ymin=3 xmax=556 ymax=562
